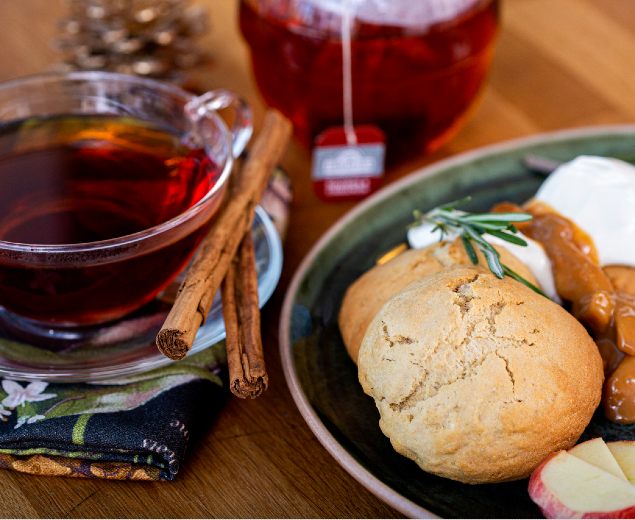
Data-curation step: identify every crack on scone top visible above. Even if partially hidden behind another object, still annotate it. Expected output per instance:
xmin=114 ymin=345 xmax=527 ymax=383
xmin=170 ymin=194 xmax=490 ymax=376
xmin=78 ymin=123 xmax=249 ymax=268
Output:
xmin=381 ymin=322 xmax=395 ymax=348
xmin=495 ymin=351 xmax=522 ymax=403
xmin=486 ymin=301 xmax=505 ymax=333
xmin=457 ymin=321 xmax=477 ymax=350
xmin=387 ymin=290 xmax=533 ymax=413
xmin=487 ymin=301 xmax=536 ymax=348
xmin=450 ymin=273 xmax=479 ymax=316
xmin=389 ymin=320 xmax=482 ymax=412
xmin=381 ymin=321 xmax=415 ymax=349
xmin=449 ymin=273 xmax=480 ymax=292
xmin=389 ymin=375 xmax=426 ymax=412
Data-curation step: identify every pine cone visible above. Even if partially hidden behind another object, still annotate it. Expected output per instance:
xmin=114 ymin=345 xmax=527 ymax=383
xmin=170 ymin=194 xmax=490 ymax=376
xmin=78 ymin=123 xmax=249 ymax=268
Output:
xmin=56 ymin=0 xmax=209 ymax=80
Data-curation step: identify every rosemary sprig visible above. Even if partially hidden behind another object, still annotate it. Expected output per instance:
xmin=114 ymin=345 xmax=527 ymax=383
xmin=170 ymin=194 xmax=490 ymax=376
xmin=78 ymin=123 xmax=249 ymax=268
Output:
xmin=414 ymin=197 xmax=549 ymax=298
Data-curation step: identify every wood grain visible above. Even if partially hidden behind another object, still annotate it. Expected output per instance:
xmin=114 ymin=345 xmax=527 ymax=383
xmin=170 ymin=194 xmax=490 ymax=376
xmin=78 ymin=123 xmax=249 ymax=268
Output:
xmin=0 ymin=0 xmax=633 ymax=517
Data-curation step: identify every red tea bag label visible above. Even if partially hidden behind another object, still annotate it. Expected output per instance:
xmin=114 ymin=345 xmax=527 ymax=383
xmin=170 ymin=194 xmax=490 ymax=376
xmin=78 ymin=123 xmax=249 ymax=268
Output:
xmin=312 ymin=125 xmax=385 ymax=201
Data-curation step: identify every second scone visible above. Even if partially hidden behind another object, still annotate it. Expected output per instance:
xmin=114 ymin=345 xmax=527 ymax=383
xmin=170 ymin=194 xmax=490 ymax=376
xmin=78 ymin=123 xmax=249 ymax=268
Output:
xmin=358 ymin=266 xmax=603 ymax=484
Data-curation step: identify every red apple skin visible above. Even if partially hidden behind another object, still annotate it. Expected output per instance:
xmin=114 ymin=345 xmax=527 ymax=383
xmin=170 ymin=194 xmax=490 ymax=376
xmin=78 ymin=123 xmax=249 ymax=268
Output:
xmin=528 ymin=451 xmax=635 ymax=519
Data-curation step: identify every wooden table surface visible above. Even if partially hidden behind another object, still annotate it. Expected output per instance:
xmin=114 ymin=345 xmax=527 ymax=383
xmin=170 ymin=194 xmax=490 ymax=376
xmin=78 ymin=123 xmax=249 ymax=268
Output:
xmin=0 ymin=0 xmax=633 ymax=517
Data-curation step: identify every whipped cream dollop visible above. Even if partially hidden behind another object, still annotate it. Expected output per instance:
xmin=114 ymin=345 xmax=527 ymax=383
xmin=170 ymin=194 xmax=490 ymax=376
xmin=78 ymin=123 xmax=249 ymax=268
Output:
xmin=534 ymin=155 xmax=635 ymax=268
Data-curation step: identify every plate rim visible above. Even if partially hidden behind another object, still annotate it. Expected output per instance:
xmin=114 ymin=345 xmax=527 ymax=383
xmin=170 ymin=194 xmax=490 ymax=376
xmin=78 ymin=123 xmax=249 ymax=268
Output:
xmin=279 ymin=124 xmax=635 ymax=518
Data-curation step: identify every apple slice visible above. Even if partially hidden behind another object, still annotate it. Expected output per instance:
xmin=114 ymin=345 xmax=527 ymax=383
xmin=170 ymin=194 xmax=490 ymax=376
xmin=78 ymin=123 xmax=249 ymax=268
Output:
xmin=569 ymin=438 xmax=628 ymax=481
xmin=609 ymin=441 xmax=635 ymax=484
xmin=528 ymin=451 xmax=635 ymax=518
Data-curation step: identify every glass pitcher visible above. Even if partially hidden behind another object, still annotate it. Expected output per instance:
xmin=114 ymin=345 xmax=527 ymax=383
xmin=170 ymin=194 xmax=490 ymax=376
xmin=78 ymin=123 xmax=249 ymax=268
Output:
xmin=240 ymin=0 xmax=499 ymax=161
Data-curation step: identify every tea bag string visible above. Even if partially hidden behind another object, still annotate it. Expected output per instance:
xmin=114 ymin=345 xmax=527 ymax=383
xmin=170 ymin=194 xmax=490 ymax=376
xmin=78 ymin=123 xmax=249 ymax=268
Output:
xmin=341 ymin=0 xmax=357 ymax=145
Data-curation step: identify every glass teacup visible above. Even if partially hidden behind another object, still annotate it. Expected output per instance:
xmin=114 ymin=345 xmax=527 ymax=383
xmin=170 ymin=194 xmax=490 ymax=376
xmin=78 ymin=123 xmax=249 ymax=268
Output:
xmin=0 ymin=72 xmax=252 ymax=332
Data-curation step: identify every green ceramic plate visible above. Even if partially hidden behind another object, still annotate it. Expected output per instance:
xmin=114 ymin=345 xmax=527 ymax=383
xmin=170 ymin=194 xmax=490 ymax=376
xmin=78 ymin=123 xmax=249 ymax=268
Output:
xmin=280 ymin=126 xmax=635 ymax=518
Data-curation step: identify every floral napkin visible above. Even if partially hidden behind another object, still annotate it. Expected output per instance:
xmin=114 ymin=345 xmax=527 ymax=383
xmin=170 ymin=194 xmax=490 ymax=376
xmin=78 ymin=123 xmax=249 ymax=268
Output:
xmin=0 ymin=169 xmax=291 ymax=481
xmin=0 ymin=345 xmax=225 ymax=480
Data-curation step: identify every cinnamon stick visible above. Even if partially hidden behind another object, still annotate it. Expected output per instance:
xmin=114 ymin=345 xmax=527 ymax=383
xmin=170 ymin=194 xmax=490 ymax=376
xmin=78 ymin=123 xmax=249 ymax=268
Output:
xmin=156 ymin=110 xmax=292 ymax=360
xmin=222 ymin=233 xmax=268 ymax=398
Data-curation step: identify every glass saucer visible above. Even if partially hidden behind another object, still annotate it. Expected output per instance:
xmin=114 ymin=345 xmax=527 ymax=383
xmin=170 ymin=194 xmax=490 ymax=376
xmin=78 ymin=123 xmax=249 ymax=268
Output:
xmin=0 ymin=206 xmax=282 ymax=382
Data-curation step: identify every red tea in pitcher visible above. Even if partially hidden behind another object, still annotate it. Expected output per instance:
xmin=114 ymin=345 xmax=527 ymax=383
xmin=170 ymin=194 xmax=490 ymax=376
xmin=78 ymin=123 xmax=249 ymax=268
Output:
xmin=240 ymin=0 xmax=499 ymax=161
xmin=0 ymin=115 xmax=220 ymax=325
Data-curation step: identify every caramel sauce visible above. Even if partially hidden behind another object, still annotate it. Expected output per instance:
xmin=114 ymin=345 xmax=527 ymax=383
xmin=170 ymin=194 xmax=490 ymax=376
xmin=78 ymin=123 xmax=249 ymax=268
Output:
xmin=614 ymin=294 xmax=635 ymax=356
xmin=526 ymin=200 xmax=599 ymax=264
xmin=605 ymin=355 xmax=635 ymax=423
xmin=606 ymin=265 xmax=635 ymax=294
xmin=596 ymin=337 xmax=624 ymax=376
xmin=492 ymin=201 xmax=635 ymax=424
xmin=493 ymin=201 xmax=613 ymax=332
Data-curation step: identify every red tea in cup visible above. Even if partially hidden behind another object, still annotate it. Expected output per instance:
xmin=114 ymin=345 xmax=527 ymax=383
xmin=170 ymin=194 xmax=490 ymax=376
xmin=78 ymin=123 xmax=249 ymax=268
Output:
xmin=0 ymin=115 xmax=220 ymax=325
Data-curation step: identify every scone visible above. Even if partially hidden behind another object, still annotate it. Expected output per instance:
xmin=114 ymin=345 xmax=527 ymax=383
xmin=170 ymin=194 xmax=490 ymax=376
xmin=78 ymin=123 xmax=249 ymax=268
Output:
xmin=358 ymin=266 xmax=603 ymax=484
xmin=339 ymin=240 xmax=538 ymax=362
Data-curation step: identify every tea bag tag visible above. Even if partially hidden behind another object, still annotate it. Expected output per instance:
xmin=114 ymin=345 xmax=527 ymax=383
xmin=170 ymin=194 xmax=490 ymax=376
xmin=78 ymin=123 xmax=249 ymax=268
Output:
xmin=312 ymin=125 xmax=385 ymax=201
xmin=310 ymin=0 xmax=385 ymax=201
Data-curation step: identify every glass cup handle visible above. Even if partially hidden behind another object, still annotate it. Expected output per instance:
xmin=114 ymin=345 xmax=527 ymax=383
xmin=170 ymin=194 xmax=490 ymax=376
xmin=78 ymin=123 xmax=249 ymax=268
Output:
xmin=185 ymin=89 xmax=253 ymax=158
